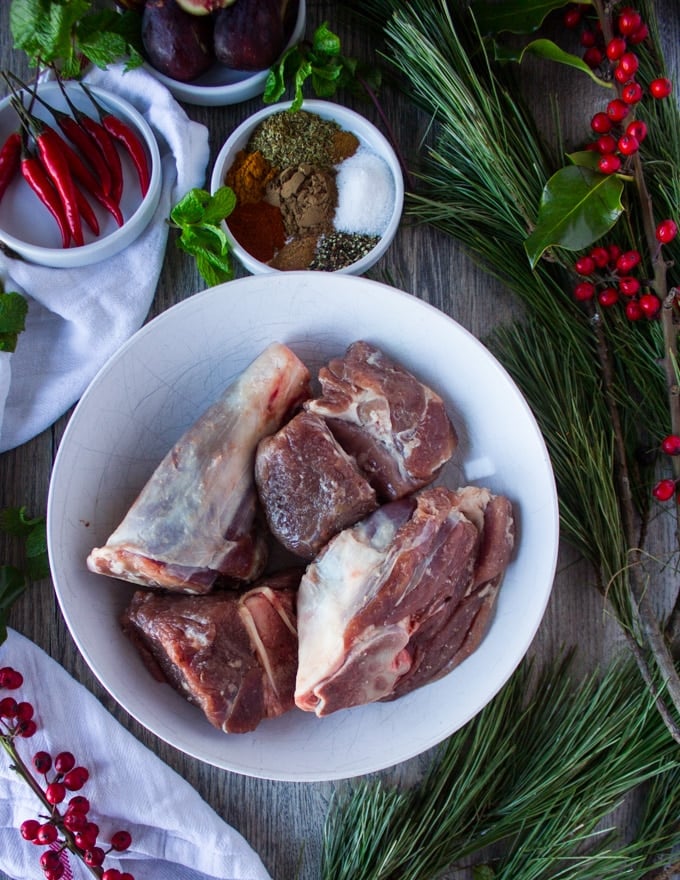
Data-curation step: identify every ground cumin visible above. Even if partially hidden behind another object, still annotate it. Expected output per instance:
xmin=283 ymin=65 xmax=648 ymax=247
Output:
xmin=225 ymin=149 xmax=278 ymax=205
xmin=331 ymin=130 xmax=360 ymax=163
xmin=227 ymin=201 xmax=286 ymax=263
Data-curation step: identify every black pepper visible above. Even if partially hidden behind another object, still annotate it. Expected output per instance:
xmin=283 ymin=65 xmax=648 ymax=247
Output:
xmin=309 ymin=232 xmax=380 ymax=271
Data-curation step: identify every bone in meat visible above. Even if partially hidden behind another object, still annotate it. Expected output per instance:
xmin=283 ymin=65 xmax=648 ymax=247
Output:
xmin=305 ymin=341 xmax=457 ymax=501
xmin=87 ymin=343 xmax=311 ymax=593
xmin=121 ymin=569 xmax=302 ymax=734
xmin=294 ymin=485 xmax=514 ymax=717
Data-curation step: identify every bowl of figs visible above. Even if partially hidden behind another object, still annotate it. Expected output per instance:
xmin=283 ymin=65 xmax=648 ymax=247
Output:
xmin=135 ymin=0 xmax=306 ymax=106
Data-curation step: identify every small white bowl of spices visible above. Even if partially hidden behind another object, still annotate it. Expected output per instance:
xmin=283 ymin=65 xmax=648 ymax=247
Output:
xmin=209 ymin=99 xmax=404 ymax=274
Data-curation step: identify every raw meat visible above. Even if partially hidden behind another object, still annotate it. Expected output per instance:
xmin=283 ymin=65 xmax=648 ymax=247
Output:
xmin=255 ymin=409 xmax=378 ymax=559
xmin=87 ymin=343 xmax=311 ymax=593
xmin=305 ymin=341 xmax=457 ymax=501
xmin=122 ymin=569 xmax=302 ymax=734
xmin=294 ymin=485 xmax=514 ymax=716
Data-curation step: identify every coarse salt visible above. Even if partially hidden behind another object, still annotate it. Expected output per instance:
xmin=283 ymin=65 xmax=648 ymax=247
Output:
xmin=334 ymin=146 xmax=395 ymax=237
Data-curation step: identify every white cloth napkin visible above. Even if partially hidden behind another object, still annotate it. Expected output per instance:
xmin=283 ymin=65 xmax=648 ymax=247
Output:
xmin=0 ymin=64 xmax=210 ymax=453
xmin=0 ymin=628 xmax=273 ymax=880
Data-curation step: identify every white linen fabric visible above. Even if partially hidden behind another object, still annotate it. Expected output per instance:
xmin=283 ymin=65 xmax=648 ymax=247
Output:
xmin=0 ymin=628 xmax=273 ymax=880
xmin=0 ymin=64 xmax=210 ymax=453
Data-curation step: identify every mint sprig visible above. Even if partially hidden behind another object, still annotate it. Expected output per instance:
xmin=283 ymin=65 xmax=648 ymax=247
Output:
xmin=169 ymin=187 xmax=237 ymax=288
xmin=0 ymin=507 xmax=48 ymax=645
xmin=265 ymin=22 xmax=381 ymax=111
xmin=0 ymin=287 xmax=27 ymax=353
xmin=10 ymin=0 xmax=143 ymax=76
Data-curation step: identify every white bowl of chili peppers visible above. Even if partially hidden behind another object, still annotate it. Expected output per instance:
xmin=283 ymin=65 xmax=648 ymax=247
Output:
xmin=0 ymin=79 xmax=162 ymax=268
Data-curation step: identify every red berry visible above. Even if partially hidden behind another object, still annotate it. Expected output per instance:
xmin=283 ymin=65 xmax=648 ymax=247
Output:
xmin=590 ymin=246 xmax=610 ymax=268
xmin=575 ymin=255 xmax=596 ymax=275
xmin=656 ymin=219 xmax=678 ymax=243
xmin=596 ymin=134 xmax=617 ymax=154
xmin=619 ymin=276 xmax=640 ymax=296
xmin=650 ymin=77 xmax=672 ymax=99
xmin=16 ymin=719 xmax=37 ymax=738
xmin=628 ymin=23 xmax=649 ymax=44
xmin=616 ymin=250 xmax=641 ymax=273
xmin=46 ymin=781 xmax=67 ymax=805
xmin=583 ymin=47 xmax=603 ymax=69
xmin=67 ymin=795 xmax=90 ymax=814
xmin=120 ymin=874 xmax=135 ymax=880
xmin=622 ymin=82 xmax=643 ymax=104
xmin=598 ymin=287 xmax=619 ymax=307
xmin=608 ymin=243 xmax=623 ymax=263
xmin=617 ymin=8 xmax=643 ymax=36
xmin=54 ymin=752 xmax=76 ymax=775
xmin=591 ymin=112 xmax=612 ymax=133
xmin=625 ymin=299 xmax=643 ymax=321
xmin=44 ymin=868 xmax=65 ymax=880
xmin=618 ymin=52 xmax=639 ymax=76
xmin=110 ymin=829 xmax=133 ymax=851
xmin=75 ymin=828 xmax=98 ymax=850
xmin=15 ymin=701 xmax=33 ymax=721
xmin=564 ymin=6 xmax=582 ymax=28
xmin=599 ymin=153 xmax=622 ymax=174
xmin=32 ymin=751 xmax=52 ymax=774
xmin=36 ymin=823 xmax=59 ymax=845
xmin=102 ymin=871 xmax=123 ymax=880
xmin=84 ymin=847 xmax=106 ymax=868
xmin=653 ymin=478 xmax=676 ymax=501
xmin=617 ymin=134 xmax=639 ymax=155
xmin=40 ymin=851 xmax=62 ymax=870
xmin=607 ymin=98 xmax=630 ymax=122
xmin=0 ymin=696 xmax=17 ymax=717
xmin=0 ymin=667 xmax=23 ymax=689
xmin=574 ymin=281 xmax=596 ymax=301
xmin=661 ymin=435 xmax=680 ymax=456
xmin=64 ymin=810 xmax=88 ymax=832
xmin=639 ymin=292 xmax=661 ymax=317
xmin=580 ymin=28 xmax=597 ymax=48
xmin=606 ymin=37 xmax=627 ymax=60
xmin=626 ymin=119 xmax=647 ymax=142
xmin=64 ymin=766 xmax=89 ymax=791
xmin=20 ymin=818 xmax=41 ymax=841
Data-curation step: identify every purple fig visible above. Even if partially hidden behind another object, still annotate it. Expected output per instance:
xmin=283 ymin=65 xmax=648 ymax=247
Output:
xmin=142 ymin=0 xmax=215 ymax=82
xmin=213 ymin=0 xmax=286 ymax=71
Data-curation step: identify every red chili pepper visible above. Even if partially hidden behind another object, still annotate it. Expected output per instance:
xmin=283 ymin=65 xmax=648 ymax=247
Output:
xmin=20 ymin=135 xmax=70 ymax=249
xmin=10 ymin=98 xmax=84 ymax=247
xmin=53 ymin=112 xmax=114 ymax=199
xmin=76 ymin=112 xmax=124 ymax=205
xmin=60 ymin=136 xmax=124 ymax=227
xmin=80 ymin=83 xmax=151 ymax=198
xmin=74 ymin=186 xmax=99 ymax=237
xmin=100 ymin=113 xmax=150 ymax=197
xmin=0 ymin=131 xmax=21 ymax=202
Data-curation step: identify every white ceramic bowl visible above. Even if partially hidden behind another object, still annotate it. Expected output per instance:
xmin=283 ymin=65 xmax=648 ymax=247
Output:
xmin=0 ymin=82 xmax=161 ymax=268
xmin=210 ymin=99 xmax=404 ymax=275
xmin=47 ymin=273 xmax=559 ymax=782
xmin=145 ymin=0 xmax=306 ymax=106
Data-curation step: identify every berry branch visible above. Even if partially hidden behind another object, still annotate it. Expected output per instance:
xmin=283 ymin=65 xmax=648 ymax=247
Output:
xmin=0 ymin=666 xmax=135 ymax=880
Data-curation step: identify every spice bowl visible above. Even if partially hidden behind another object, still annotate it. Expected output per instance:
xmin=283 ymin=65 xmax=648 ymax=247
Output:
xmin=0 ymin=81 xmax=162 ymax=269
xmin=209 ymin=99 xmax=404 ymax=275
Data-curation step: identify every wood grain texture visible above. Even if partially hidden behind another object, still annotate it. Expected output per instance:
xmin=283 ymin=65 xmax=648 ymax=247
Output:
xmin=0 ymin=2 xmax=677 ymax=879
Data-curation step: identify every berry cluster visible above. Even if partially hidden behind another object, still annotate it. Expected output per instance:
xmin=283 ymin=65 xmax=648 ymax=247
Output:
xmin=652 ymin=434 xmax=680 ymax=503
xmin=1 ymin=665 xmax=135 ymax=880
xmin=564 ymin=4 xmax=673 ymax=175
xmin=572 ymin=243 xmax=661 ymax=319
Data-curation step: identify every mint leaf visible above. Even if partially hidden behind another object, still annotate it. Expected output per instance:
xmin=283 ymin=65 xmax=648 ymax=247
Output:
xmin=0 ymin=507 xmax=48 ymax=645
xmin=169 ymin=187 xmax=236 ymax=287
xmin=0 ymin=506 xmax=44 ymax=536
xmin=0 ymin=290 xmax=28 ymax=353
xmin=312 ymin=22 xmax=342 ymax=56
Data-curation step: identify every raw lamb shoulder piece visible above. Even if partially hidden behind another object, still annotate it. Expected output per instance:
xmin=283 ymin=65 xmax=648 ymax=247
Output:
xmin=87 ymin=343 xmax=311 ymax=593
xmin=305 ymin=340 xmax=458 ymax=500
xmin=255 ymin=409 xmax=378 ymax=560
xmin=295 ymin=485 xmax=514 ymax=717
xmin=122 ymin=569 xmax=302 ymax=734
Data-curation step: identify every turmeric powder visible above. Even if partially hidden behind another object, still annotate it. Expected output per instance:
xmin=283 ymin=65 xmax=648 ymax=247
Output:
xmin=225 ymin=150 xmax=278 ymax=205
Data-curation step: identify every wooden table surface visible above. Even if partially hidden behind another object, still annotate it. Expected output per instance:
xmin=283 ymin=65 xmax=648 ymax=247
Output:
xmin=0 ymin=2 xmax=678 ymax=879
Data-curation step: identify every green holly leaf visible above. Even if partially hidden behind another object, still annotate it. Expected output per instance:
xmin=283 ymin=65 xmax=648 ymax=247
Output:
xmin=524 ymin=165 xmax=625 ymax=267
xmin=496 ymin=38 xmax=612 ymax=88
xmin=471 ymin=0 xmax=591 ymax=35
xmin=169 ymin=187 xmax=236 ymax=287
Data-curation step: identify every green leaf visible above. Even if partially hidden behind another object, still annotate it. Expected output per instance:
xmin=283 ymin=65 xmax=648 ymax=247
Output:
xmin=0 ymin=290 xmax=28 ymax=353
xmin=169 ymin=187 xmax=235 ymax=287
xmin=10 ymin=0 xmax=90 ymax=67
xmin=0 ymin=565 xmax=25 ymax=610
xmin=504 ymin=38 xmax=612 ymax=87
xmin=312 ymin=22 xmax=342 ymax=56
xmin=195 ymin=249 xmax=233 ymax=287
xmin=170 ymin=188 xmax=212 ymax=227
xmin=0 ymin=506 xmax=43 ymax=537
xmin=471 ymin=0 xmax=590 ymax=35
xmin=201 ymin=186 xmax=237 ymax=224
xmin=524 ymin=165 xmax=625 ymax=267
xmin=567 ymin=150 xmax=602 ymax=170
